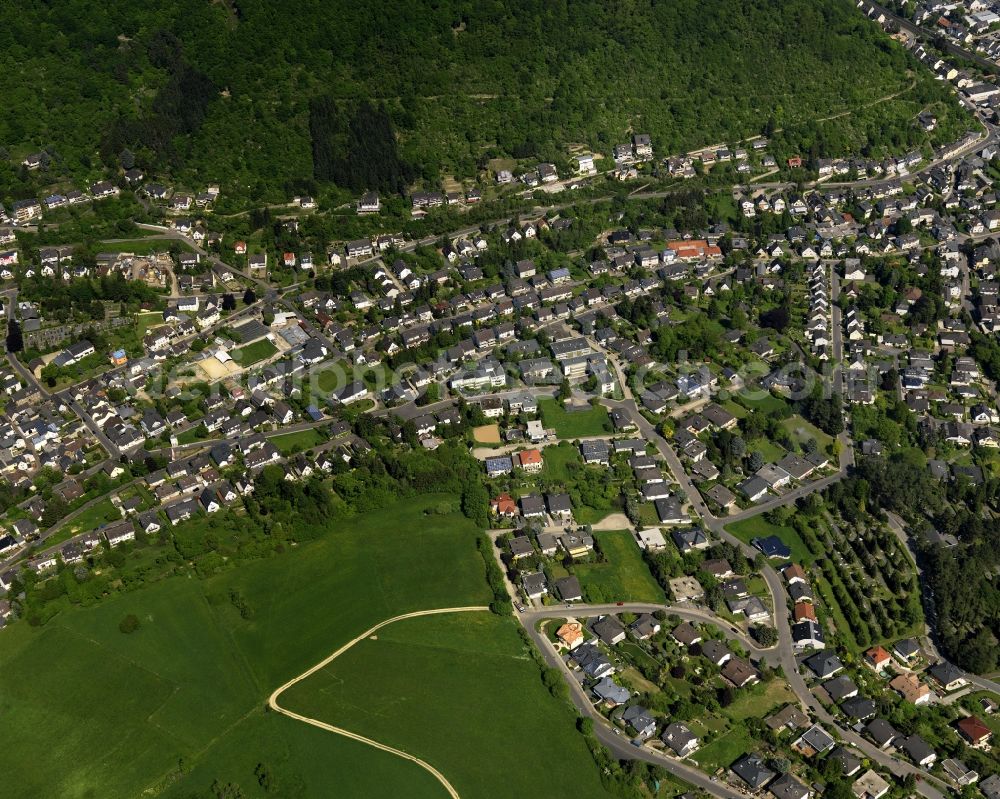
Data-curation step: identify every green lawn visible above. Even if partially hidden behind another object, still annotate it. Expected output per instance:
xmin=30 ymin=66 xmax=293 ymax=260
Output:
xmin=813 ymin=573 xmax=860 ymax=653
xmin=538 ymin=398 xmax=611 ymax=439
xmin=751 ymin=439 xmax=786 ymax=464
xmin=316 ymin=361 xmax=353 ymax=394
xmin=722 ymin=680 xmax=796 ymax=722
xmin=619 ymin=640 xmax=661 ymax=674
xmin=99 ymin=238 xmax=193 ymax=254
xmin=270 ymin=428 xmax=325 ymax=455
xmin=135 ymin=310 xmax=168 ymax=338
xmin=725 ymin=517 xmax=813 ymax=565
xmin=721 ymin=399 xmax=748 ymax=419
xmin=637 ymin=503 xmax=660 ymax=527
xmin=691 ymin=724 xmax=754 ymax=773
xmin=176 ymin=426 xmax=215 ymax=444
xmin=736 ymin=393 xmax=788 ymax=415
xmin=47 ymin=498 xmax=122 ymax=545
xmin=781 ymin=415 xmax=833 ymax=453
xmin=706 ymin=192 xmax=738 ymax=224
xmin=231 ymin=338 xmax=278 ymax=366
xmin=281 ymin=612 xmax=614 ymax=799
xmin=574 ymin=505 xmax=610 ymax=525
xmin=540 ymin=441 xmax=582 ymax=482
xmin=573 ymin=530 xmax=665 ymax=603
xmin=0 ymin=495 xmax=517 ymax=799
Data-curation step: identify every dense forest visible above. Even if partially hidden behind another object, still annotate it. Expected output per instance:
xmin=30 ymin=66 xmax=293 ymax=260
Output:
xmin=0 ymin=0 xmax=967 ymax=203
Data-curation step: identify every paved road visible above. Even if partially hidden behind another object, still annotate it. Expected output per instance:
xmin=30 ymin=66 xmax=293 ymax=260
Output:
xmin=521 ymin=601 xmax=777 ymax=661
xmin=518 ymin=607 xmax=746 ymax=797
xmin=530 ymin=365 xmax=957 ymax=796
xmin=0 ymin=476 xmax=139 ymax=573
xmin=863 ymin=0 xmax=1000 ymax=75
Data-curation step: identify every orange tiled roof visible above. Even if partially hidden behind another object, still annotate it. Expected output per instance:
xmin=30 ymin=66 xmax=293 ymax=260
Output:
xmin=557 ymin=622 xmax=583 ymax=645
xmin=518 ymin=449 xmax=543 ymax=466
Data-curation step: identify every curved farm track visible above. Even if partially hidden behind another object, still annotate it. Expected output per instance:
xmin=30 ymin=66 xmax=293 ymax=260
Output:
xmin=267 ymin=606 xmax=490 ymax=799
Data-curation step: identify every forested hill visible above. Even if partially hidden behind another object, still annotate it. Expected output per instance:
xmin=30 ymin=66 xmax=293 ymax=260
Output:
xmin=0 ymin=0 xmax=960 ymax=202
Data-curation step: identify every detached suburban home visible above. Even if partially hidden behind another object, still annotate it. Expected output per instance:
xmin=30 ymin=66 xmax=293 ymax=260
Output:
xmin=899 ymin=734 xmax=936 ymax=767
xmin=620 ymin=705 xmax=657 ymax=740
xmin=889 ymin=673 xmax=931 ymax=705
xmin=521 ymin=571 xmax=548 ymax=600
xmin=592 ymin=676 xmax=629 ymax=706
xmin=721 ymin=656 xmax=760 ymax=688
xmin=956 ymin=716 xmax=992 ymax=748
xmin=661 ymin=722 xmax=699 ymax=757
xmin=591 ymin=615 xmax=626 ymax=646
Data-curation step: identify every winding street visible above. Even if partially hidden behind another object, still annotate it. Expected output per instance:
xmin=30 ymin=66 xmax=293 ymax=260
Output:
xmin=493 ymin=338 xmax=958 ymax=796
xmin=519 ymin=604 xmax=750 ymax=798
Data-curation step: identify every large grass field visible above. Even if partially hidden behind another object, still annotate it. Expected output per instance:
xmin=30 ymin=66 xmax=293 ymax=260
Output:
xmin=538 ymin=398 xmax=611 ymax=440
xmin=725 ymin=517 xmax=813 ymax=566
xmin=231 ymin=338 xmax=278 ymax=366
xmin=280 ymin=612 xmax=614 ymax=799
xmin=0 ymin=495 xmax=553 ymax=799
xmin=573 ymin=530 xmax=666 ymax=604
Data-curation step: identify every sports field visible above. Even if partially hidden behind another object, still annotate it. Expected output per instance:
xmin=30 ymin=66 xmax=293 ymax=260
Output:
xmin=231 ymin=338 xmax=278 ymax=366
xmin=0 ymin=496 xmax=510 ymax=799
xmin=472 ymin=423 xmax=502 ymax=444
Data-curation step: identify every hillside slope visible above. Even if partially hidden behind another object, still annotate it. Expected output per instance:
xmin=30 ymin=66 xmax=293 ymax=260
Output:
xmin=0 ymin=0 xmax=965 ymax=202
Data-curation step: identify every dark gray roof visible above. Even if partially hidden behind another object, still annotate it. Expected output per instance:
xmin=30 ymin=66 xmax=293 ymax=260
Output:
xmin=545 ymin=492 xmax=572 ymax=513
xmin=805 ymin=651 xmax=842 ymax=678
xmin=591 ymin=615 xmax=626 ymax=645
xmin=731 ymin=754 xmax=776 ymax=790
xmin=519 ymin=494 xmax=545 ymax=515
xmin=823 ymin=675 xmax=858 ymax=702
xmin=841 ymin=696 xmax=876 ymax=720
xmin=660 ymin=722 xmax=697 ymax=755
xmin=929 ymin=660 xmax=964 ymax=686
xmin=899 ymin=734 xmax=935 ymax=763
xmin=865 ymin=718 xmax=899 ymax=747
xmin=827 ymin=745 xmax=862 ymax=776
xmin=554 ymin=575 xmax=582 ymax=601
xmin=768 ymin=772 xmax=809 ymax=799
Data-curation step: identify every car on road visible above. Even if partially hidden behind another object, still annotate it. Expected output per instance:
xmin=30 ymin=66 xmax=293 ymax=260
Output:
xmin=616 ymin=601 xmax=624 ymax=606
xmin=514 ymin=603 xmax=525 ymax=612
